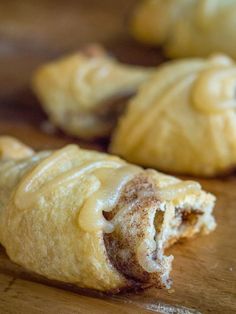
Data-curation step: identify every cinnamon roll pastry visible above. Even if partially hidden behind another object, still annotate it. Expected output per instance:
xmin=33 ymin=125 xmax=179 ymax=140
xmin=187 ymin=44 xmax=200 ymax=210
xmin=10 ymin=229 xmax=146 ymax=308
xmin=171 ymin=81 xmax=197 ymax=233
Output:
xmin=0 ymin=136 xmax=216 ymax=292
xmin=32 ymin=45 xmax=153 ymax=139
xmin=131 ymin=0 xmax=236 ymax=59
xmin=111 ymin=54 xmax=236 ymax=177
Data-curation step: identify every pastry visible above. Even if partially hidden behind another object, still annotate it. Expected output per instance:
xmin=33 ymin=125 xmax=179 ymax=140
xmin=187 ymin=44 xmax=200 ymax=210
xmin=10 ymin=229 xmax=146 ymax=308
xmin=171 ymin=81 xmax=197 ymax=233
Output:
xmin=131 ymin=0 xmax=236 ymax=59
xmin=110 ymin=54 xmax=236 ymax=177
xmin=0 ymin=136 xmax=34 ymax=160
xmin=0 ymin=136 xmax=216 ymax=292
xmin=32 ymin=45 xmax=153 ymax=139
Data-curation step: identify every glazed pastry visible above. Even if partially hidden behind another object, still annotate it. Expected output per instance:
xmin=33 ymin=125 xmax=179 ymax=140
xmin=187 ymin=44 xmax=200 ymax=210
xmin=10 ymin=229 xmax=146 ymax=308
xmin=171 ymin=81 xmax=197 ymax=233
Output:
xmin=0 ymin=136 xmax=215 ymax=292
xmin=32 ymin=45 xmax=153 ymax=139
xmin=131 ymin=0 xmax=236 ymax=59
xmin=110 ymin=54 xmax=236 ymax=177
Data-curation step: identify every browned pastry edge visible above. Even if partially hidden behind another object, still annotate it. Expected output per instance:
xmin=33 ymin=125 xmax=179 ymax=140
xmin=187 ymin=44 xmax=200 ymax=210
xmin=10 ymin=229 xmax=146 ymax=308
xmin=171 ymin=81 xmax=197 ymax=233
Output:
xmin=79 ymin=44 xmax=108 ymax=58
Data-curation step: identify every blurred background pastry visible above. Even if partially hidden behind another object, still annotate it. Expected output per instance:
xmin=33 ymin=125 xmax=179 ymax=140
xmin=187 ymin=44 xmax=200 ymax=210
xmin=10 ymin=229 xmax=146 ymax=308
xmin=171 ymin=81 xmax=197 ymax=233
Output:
xmin=131 ymin=0 xmax=236 ymax=59
xmin=33 ymin=45 xmax=153 ymax=140
xmin=110 ymin=54 xmax=236 ymax=177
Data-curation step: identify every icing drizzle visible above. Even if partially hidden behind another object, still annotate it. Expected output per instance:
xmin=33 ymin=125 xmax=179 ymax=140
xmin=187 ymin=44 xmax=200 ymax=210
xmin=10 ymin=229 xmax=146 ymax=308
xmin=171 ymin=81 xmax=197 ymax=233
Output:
xmin=14 ymin=145 xmax=141 ymax=233
xmin=156 ymin=181 xmax=201 ymax=202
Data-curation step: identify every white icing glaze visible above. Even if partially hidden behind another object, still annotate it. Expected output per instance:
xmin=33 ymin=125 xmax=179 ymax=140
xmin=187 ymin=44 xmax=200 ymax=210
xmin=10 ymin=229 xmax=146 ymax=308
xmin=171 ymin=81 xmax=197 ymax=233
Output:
xmin=156 ymin=181 xmax=201 ymax=202
xmin=192 ymin=55 xmax=236 ymax=114
xmin=0 ymin=136 xmax=34 ymax=160
xmin=14 ymin=145 xmax=141 ymax=233
xmin=79 ymin=165 xmax=141 ymax=233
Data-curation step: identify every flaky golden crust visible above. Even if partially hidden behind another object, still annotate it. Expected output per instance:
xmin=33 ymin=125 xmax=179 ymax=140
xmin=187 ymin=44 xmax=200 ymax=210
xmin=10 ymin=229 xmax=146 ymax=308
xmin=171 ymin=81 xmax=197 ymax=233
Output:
xmin=111 ymin=54 xmax=236 ymax=177
xmin=131 ymin=0 xmax=236 ymax=59
xmin=32 ymin=46 xmax=153 ymax=139
xmin=0 ymin=137 xmax=216 ymax=292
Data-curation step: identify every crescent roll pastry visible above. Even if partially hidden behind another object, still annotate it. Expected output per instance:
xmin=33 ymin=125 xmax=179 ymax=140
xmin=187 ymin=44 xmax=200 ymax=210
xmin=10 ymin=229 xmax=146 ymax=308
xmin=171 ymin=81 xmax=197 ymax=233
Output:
xmin=131 ymin=0 xmax=236 ymax=59
xmin=110 ymin=54 xmax=236 ymax=177
xmin=32 ymin=45 xmax=153 ymax=139
xmin=0 ymin=136 xmax=216 ymax=292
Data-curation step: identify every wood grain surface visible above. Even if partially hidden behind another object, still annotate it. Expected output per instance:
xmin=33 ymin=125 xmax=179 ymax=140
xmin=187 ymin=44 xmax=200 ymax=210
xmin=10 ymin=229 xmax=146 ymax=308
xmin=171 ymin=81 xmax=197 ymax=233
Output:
xmin=0 ymin=1 xmax=235 ymax=313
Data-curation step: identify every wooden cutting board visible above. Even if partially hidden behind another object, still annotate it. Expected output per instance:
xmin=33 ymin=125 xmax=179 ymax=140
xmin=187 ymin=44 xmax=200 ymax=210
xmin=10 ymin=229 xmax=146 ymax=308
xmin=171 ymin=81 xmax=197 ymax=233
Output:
xmin=0 ymin=1 xmax=235 ymax=313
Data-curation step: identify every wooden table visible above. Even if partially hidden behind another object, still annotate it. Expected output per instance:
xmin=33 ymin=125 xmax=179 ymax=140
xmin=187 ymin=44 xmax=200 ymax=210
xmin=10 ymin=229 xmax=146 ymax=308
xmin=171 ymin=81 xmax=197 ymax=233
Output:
xmin=0 ymin=1 xmax=235 ymax=313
